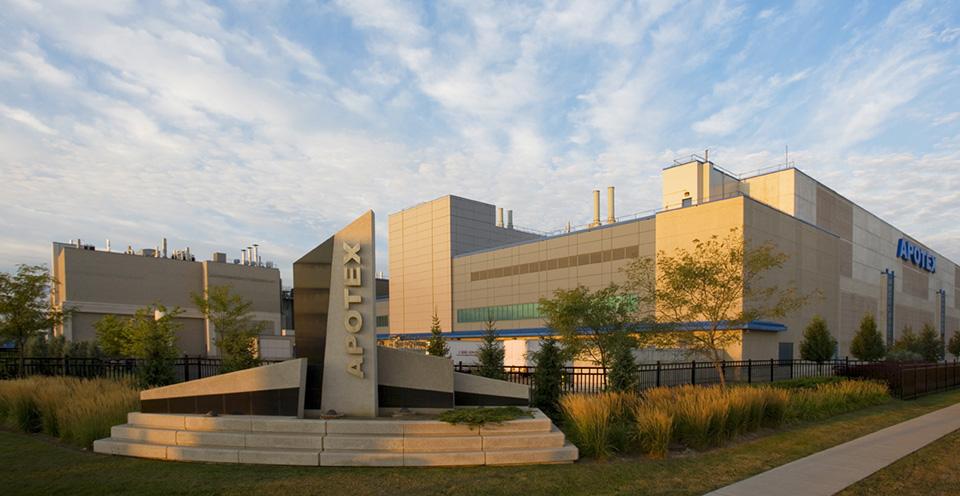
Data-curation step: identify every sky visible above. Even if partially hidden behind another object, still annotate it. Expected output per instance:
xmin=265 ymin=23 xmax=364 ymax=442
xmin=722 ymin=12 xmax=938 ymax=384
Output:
xmin=1 ymin=0 xmax=959 ymax=285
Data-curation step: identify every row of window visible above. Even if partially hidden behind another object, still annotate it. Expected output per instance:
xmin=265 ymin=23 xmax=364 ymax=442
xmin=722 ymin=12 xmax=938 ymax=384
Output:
xmin=376 ymin=315 xmax=389 ymax=327
xmin=469 ymin=245 xmax=642 ymax=282
xmin=457 ymin=303 xmax=542 ymax=323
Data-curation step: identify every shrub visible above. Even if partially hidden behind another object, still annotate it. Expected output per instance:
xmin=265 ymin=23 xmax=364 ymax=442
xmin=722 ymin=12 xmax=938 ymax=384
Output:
xmin=530 ymin=338 xmax=565 ymax=419
xmin=949 ymin=331 xmax=960 ymax=359
xmin=917 ymin=323 xmax=943 ymax=363
xmin=475 ymin=316 xmax=506 ymax=380
xmin=886 ymin=349 xmax=923 ymax=363
xmin=800 ymin=316 xmax=836 ymax=362
xmin=425 ymin=311 xmax=448 ymax=357
xmin=0 ymin=377 xmax=139 ymax=448
xmin=850 ymin=314 xmax=885 ymax=361
xmin=607 ymin=341 xmax=640 ymax=393
xmin=438 ymin=406 xmax=531 ymax=427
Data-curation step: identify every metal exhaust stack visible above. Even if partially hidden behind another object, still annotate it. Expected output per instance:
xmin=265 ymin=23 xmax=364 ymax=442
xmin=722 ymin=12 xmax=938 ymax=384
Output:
xmin=507 ymin=210 xmax=514 ymax=229
xmin=497 ymin=207 xmax=504 ymax=228
xmin=591 ymin=189 xmax=601 ymax=227
xmin=607 ymin=186 xmax=616 ymax=224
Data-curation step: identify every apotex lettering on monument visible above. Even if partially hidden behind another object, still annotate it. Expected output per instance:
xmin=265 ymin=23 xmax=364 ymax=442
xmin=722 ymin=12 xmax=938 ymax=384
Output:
xmin=897 ymin=238 xmax=936 ymax=273
xmin=342 ymin=241 xmax=366 ymax=378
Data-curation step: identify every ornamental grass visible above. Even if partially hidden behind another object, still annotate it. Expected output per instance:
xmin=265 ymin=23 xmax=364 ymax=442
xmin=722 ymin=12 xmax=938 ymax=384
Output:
xmin=559 ymin=379 xmax=889 ymax=459
xmin=0 ymin=377 xmax=139 ymax=448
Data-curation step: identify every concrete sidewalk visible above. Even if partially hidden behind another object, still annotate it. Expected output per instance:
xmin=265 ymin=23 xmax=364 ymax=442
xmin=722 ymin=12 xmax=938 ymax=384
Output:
xmin=706 ymin=401 xmax=960 ymax=496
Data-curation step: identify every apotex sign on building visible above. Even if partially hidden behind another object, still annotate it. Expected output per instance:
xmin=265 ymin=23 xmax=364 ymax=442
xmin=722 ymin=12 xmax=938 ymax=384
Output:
xmin=897 ymin=238 xmax=936 ymax=273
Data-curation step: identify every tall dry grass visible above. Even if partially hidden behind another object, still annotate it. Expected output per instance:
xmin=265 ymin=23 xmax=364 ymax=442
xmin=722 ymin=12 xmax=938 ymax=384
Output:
xmin=0 ymin=377 xmax=139 ymax=448
xmin=559 ymin=379 xmax=889 ymax=459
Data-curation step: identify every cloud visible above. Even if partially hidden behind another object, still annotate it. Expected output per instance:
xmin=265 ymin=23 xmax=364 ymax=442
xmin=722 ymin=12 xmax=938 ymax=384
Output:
xmin=0 ymin=0 xmax=958 ymax=285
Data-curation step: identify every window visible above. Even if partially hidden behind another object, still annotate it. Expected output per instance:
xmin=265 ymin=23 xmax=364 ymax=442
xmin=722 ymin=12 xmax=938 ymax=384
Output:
xmin=376 ymin=315 xmax=389 ymax=327
xmin=682 ymin=197 xmax=692 ymax=208
xmin=456 ymin=303 xmax=542 ymax=323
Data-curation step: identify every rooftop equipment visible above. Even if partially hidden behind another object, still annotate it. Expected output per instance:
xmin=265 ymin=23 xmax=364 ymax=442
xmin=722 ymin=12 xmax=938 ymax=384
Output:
xmin=607 ymin=186 xmax=616 ymax=224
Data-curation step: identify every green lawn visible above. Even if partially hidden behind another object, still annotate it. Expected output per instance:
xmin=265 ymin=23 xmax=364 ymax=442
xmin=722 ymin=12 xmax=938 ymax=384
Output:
xmin=3 ymin=390 xmax=960 ymax=496
xmin=839 ymin=426 xmax=960 ymax=495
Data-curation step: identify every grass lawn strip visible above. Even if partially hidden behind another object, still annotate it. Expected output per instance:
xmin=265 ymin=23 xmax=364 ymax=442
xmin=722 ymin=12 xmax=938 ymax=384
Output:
xmin=837 ymin=426 xmax=960 ymax=496
xmin=1 ymin=390 xmax=959 ymax=496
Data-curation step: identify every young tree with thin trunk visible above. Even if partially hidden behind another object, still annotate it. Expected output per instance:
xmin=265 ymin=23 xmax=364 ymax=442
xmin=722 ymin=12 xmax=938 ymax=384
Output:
xmin=624 ymin=227 xmax=809 ymax=387
xmin=0 ymin=265 xmax=65 ymax=376
xmin=426 ymin=310 xmax=448 ymax=357
xmin=476 ymin=314 xmax=506 ymax=380
xmin=192 ymin=285 xmax=265 ymax=372
xmin=538 ymin=284 xmax=639 ymax=371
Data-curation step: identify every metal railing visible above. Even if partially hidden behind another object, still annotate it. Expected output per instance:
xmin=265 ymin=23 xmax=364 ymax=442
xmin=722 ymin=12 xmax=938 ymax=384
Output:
xmin=0 ymin=356 xmax=274 ymax=383
xmin=838 ymin=360 xmax=960 ymax=400
xmin=455 ymin=358 xmax=866 ymax=394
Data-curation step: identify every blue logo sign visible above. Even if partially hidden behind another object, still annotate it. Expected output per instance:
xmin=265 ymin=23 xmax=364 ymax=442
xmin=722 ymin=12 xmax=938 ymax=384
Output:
xmin=897 ymin=238 xmax=936 ymax=273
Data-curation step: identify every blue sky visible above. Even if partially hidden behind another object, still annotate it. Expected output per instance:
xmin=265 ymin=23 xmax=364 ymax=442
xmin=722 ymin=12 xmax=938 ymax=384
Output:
xmin=1 ymin=0 xmax=959 ymax=284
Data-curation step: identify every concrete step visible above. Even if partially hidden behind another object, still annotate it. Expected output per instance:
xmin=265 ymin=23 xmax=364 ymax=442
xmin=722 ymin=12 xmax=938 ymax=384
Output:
xmin=94 ymin=438 xmax=324 ymax=466
xmin=484 ymin=442 xmax=579 ymax=465
xmin=112 ymin=424 xmax=325 ymax=450
xmin=96 ymin=408 xmax=577 ymax=466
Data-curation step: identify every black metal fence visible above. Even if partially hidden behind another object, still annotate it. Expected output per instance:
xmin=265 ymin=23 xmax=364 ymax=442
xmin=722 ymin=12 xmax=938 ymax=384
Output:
xmin=838 ymin=360 xmax=960 ymax=399
xmin=455 ymin=358 xmax=865 ymax=394
xmin=5 ymin=355 xmax=958 ymax=401
xmin=0 ymin=356 xmax=233 ymax=383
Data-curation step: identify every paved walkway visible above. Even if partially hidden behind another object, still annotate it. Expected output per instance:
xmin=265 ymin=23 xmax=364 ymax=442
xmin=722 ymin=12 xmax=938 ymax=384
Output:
xmin=706 ymin=401 xmax=960 ymax=496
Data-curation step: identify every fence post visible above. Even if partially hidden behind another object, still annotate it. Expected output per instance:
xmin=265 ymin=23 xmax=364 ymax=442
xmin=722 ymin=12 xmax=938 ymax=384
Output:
xmin=63 ymin=355 xmax=69 ymax=377
xmin=183 ymin=354 xmax=189 ymax=382
xmin=748 ymin=359 xmax=752 ymax=384
xmin=691 ymin=360 xmax=696 ymax=385
xmin=770 ymin=358 xmax=774 ymax=382
xmin=656 ymin=361 xmax=661 ymax=387
xmin=790 ymin=359 xmax=794 ymax=379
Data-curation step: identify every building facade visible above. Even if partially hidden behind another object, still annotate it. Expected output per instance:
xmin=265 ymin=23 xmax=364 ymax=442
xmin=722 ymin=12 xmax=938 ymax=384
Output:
xmin=380 ymin=159 xmax=960 ymax=363
xmin=51 ymin=241 xmax=290 ymax=358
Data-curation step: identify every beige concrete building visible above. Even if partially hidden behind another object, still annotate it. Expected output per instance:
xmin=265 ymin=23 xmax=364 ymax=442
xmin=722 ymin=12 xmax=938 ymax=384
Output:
xmin=51 ymin=241 xmax=290 ymax=358
xmin=381 ymin=158 xmax=960 ymax=363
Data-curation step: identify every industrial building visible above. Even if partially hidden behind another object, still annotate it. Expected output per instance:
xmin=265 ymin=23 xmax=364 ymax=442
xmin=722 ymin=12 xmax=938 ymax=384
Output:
xmin=51 ymin=240 xmax=292 ymax=359
xmin=380 ymin=157 xmax=960 ymax=364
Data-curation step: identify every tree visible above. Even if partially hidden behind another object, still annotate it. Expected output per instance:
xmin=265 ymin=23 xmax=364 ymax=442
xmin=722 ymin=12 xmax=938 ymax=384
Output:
xmin=624 ymin=227 xmax=808 ymax=386
xmin=948 ymin=331 xmax=960 ymax=359
xmin=887 ymin=326 xmax=923 ymax=362
xmin=917 ymin=323 xmax=943 ymax=363
xmin=95 ymin=314 xmax=130 ymax=357
xmin=538 ymin=284 xmax=639 ymax=370
xmin=192 ymin=285 xmax=265 ymax=372
xmin=607 ymin=336 xmax=640 ymax=392
xmin=800 ymin=316 xmax=836 ymax=362
xmin=0 ymin=265 xmax=66 ymax=375
xmin=125 ymin=304 xmax=182 ymax=388
xmin=425 ymin=311 xmax=448 ymax=357
xmin=476 ymin=315 xmax=506 ymax=380
xmin=891 ymin=326 xmax=920 ymax=354
xmin=529 ymin=338 xmax=565 ymax=419
xmin=849 ymin=314 xmax=885 ymax=361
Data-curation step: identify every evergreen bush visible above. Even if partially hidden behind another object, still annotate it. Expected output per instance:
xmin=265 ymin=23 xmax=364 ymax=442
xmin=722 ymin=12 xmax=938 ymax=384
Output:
xmin=425 ymin=312 xmax=448 ymax=357
xmin=475 ymin=316 xmax=505 ymax=380
xmin=799 ymin=316 xmax=836 ymax=362
xmin=849 ymin=314 xmax=885 ymax=361
xmin=530 ymin=338 xmax=564 ymax=419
